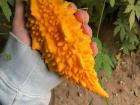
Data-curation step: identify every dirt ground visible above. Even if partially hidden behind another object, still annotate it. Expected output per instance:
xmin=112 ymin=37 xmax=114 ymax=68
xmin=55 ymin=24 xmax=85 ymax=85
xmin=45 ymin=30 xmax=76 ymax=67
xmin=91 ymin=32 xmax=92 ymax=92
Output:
xmin=50 ymin=52 xmax=140 ymax=105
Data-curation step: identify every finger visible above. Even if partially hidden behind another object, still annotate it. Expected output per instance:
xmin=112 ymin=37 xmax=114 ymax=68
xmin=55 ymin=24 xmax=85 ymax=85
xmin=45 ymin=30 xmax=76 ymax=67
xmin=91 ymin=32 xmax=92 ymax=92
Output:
xmin=90 ymin=42 xmax=98 ymax=57
xmin=12 ymin=0 xmax=30 ymax=45
xmin=12 ymin=0 xmax=25 ymax=30
xmin=81 ymin=24 xmax=92 ymax=37
xmin=74 ymin=10 xmax=89 ymax=24
xmin=68 ymin=2 xmax=77 ymax=10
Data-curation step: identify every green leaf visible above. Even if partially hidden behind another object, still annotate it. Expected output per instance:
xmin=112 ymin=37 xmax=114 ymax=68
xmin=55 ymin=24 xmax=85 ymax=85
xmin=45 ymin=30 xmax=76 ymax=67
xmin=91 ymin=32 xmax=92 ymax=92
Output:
xmin=129 ymin=10 xmax=135 ymax=29
xmin=124 ymin=5 xmax=133 ymax=13
xmin=114 ymin=26 xmax=120 ymax=36
xmin=94 ymin=46 xmax=115 ymax=80
xmin=109 ymin=0 xmax=115 ymax=7
xmin=7 ymin=0 xmax=15 ymax=6
xmin=104 ymin=53 xmax=114 ymax=68
xmin=128 ymin=31 xmax=139 ymax=44
xmin=95 ymin=43 xmax=114 ymax=80
xmin=113 ymin=18 xmax=129 ymax=41
xmin=103 ymin=63 xmax=112 ymax=80
xmin=124 ymin=0 xmax=140 ymax=28
xmin=95 ymin=52 xmax=103 ymax=72
xmin=0 ymin=0 xmax=12 ymax=21
xmin=93 ymin=37 xmax=103 ymax=51
xmin=120 ymin=27 xmax=126 ymax=41
xmin=109 ymin=50 xmax=117 ymax=65
xmin=121 ymin=34 xmax=139 ymax=54
xmin=128 ymin=0 xmax=135 ymax=5
xmin=102 ymin=54 xmax=112 ymax=80
xmin=134 ymin=5 xmax=140 ymax=20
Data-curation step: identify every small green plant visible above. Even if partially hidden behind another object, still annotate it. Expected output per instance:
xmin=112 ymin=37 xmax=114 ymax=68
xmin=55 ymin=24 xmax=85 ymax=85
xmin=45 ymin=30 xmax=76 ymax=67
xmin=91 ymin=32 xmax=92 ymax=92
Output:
xmin=124 ymin=0 xmax=140 ymax=29
xmin=114 ymin=18 xmax=139 ymax=54
xmin=93 ymin=37 xmax=116 ymax=80
xmin=113 ymin=0 xmax=140 ymax=54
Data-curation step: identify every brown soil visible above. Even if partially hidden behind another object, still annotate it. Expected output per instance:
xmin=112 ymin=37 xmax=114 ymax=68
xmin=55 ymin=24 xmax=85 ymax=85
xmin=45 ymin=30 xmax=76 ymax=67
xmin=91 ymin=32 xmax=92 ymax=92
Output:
xmin=50 ymin=52 xmax=140 ymax=105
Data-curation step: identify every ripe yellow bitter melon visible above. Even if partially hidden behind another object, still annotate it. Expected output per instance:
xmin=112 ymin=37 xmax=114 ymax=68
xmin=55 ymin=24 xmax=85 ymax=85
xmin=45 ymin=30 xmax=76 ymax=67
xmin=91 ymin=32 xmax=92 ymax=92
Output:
xmin=26 ymin=0 xmax=109 ymax=97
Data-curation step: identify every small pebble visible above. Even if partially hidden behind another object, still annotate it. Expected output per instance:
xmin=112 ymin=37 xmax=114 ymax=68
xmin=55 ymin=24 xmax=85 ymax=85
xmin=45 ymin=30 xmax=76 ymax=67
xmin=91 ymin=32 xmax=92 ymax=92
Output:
xmin=113 ymin=92 xmax=118 ymax=97
xmin=77 ymin=91 xmax=82 ymax=97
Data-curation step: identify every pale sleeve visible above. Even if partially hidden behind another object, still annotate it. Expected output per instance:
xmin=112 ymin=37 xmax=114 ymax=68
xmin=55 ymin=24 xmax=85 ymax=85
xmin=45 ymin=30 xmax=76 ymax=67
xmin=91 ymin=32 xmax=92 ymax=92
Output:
xmin=0 ymin=32 xmax=61 ymax=105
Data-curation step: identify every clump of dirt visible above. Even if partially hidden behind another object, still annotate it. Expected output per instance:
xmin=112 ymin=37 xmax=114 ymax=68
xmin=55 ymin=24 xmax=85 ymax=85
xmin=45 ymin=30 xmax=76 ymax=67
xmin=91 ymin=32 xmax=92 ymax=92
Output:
xmin=50 ymin=52 xmax=140 ymax=105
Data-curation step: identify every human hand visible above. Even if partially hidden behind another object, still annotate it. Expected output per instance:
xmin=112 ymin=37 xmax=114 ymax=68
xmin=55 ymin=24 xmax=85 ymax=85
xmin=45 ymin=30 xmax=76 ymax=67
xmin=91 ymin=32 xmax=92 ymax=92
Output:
xmin=12 ymin=1 xmax=98 ymax=57
xmin=69 ymin=3 xmax=98 ymax=57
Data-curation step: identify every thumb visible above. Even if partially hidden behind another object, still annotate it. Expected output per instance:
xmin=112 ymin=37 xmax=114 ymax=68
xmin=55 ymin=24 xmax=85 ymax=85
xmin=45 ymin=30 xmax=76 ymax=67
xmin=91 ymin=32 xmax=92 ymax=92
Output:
xmin=12 ymin=0 xmax=30 ymax=45
xmin=12 ymin=0 xmax=25 ymax=31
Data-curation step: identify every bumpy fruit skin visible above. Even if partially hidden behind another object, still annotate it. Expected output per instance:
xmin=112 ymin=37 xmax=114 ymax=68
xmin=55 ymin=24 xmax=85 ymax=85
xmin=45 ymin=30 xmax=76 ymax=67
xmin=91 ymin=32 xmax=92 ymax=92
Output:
xmin=26 ymin=0 xmax=109 ymax=97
